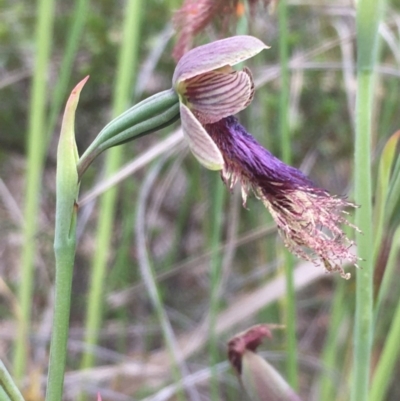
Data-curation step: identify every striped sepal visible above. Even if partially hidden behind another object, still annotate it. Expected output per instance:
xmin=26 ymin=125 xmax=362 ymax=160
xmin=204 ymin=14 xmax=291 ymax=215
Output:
xmin=184 ymin=67 xmax=254 ymax=124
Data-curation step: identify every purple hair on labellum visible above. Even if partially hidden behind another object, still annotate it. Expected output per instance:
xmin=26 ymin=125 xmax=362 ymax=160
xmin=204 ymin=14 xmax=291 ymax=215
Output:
xmin=206 ymin=116 xmax=359 ymax=278
xmin=206 ymin=116 xmax=327 ymax=200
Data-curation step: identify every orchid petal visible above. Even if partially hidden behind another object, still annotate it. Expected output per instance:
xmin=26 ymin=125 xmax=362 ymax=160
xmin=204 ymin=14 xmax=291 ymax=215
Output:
xmin=184 ymin=67 xmax=254 ymax=124
xmin=180 ymin=103 xmax=224 ymax=170
xmin=173 ymin=35 xmax=268 ymax=85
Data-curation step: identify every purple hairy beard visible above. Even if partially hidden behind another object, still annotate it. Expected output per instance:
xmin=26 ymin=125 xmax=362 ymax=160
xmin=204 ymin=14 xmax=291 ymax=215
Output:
xmin=206 ymin=116 xmax=359 ymax=278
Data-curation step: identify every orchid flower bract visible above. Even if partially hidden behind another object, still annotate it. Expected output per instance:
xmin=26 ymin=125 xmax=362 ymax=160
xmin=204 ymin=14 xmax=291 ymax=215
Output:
xmin=228 ymin=325 xmax=303 ymax=401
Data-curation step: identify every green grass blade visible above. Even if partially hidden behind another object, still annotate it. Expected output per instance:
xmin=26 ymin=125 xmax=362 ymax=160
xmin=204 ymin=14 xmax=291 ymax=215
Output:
xmin=352 ymin=0 xmax=386 ymax=400
xmin=318 ymin=280 xmax=346 ymax=400
xmin=374 ymin=225 xmax=400 ymax=321
xmin=136 ymin=160 xmax=200 ymax=401
xmin=369 ymin=288 xmax=400 ymax=401
xmin=13 ymin=0 xmax=55 ymax=380
xmin=279 ymin=0 xmax=291 ymax=166
xmin=384 ymin=131 xmax=400 ymax=223
xmin=0 ymin=361 xmax=25 ymax=401
xmin=46 ymin=0 xmax=89 ymax=142
xmin=278 ymin=0 xmax=298 ymax=389
xmin=80 ymin=0 xmax=143 ymax=369
xmin=373 ymin=131 xmax=400 ymax=261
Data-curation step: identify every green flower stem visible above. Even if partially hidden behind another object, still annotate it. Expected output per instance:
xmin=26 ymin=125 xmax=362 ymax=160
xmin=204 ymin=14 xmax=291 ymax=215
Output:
xmin=77 ymin=88 xmax=179 ymax=179
xmin=80 ymin=0 xmax=144 ymax=370
xmin=46 ymin=215 xmax=77 ymax=401
xmin=352 ymin=0 xmax=386 ymax=400
xmin=279 ymin=0 xmax=298 ymax=389
xmin=45 ymin=77 xmax=87 ymax=401
xmin=14 ymin=0 xmax=55 ymax=380
xmin=0 ymin=361 xmax=25 ymax=401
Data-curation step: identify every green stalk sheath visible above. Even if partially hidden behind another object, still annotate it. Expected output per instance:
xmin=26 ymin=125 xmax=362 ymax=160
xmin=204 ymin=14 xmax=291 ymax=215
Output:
xmin=279 ymin=0 xmax=298 ymax=389
xmin=45 ymin=77 xmax=87 ymax=401
xmin=352 ymin=0 xmax=385 ymax=400
xmin=80 ymin=0 xmax=143 ymax=369
xmin=0 ymin=361 xmax=25 ymax=401
xmin=14 ymin=0 xmax=55 ymax=380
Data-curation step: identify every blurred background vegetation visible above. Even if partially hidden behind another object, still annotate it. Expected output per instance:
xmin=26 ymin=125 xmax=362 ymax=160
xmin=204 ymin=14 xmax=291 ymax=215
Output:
xmin=1 ymin=0 xmax=400 ymax=400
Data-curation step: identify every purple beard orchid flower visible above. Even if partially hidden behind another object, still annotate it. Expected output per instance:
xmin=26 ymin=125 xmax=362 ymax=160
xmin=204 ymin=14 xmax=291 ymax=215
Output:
xmin=173 ymin=35 xmax=358 ymax=278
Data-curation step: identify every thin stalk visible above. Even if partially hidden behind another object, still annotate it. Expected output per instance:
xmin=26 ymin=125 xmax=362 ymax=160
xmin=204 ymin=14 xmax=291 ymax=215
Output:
xmin=208 ymin=176 xmax=226 ymax=401
xmin=136 ymin=160 xmax=200 ymax=401
xmin=318 ymin=280 xmax=346 ymax=400
xmin=14 ymin=0 xmax=55 ymax=380
xmin=279 ymin=0 xmax=291 ymax=166
xmin=80 ymin=0 xmax=143 ymax=369
xmin=0 ymin=361 xmax=25 ymax=401
xmin=279 ymin=0 xmax=298 ymax=389
xmin=352 ymin=0 xmax=385 ymax=400
xmin=107 ymin=182 xmax=137 ymax=355
xmin=46 ymin=0 xmax=89 ymax=142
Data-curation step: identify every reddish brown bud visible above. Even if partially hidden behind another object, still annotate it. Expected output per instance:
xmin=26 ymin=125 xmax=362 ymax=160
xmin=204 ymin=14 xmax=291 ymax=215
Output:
xmin=228 ymin=325 xmax=303 ymax=401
